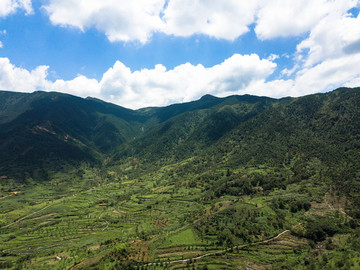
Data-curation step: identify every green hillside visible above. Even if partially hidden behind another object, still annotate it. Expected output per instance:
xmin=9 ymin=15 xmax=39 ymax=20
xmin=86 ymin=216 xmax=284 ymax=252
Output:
xmin=0 ymin=91 xmax=149 ymax=179
xmin=0 ymin=88 xmax=359 ymax=269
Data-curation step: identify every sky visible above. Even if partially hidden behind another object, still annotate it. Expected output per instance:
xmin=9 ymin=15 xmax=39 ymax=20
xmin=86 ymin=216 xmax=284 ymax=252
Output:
xmin=0 ymin=0 xmax=360 ymax=109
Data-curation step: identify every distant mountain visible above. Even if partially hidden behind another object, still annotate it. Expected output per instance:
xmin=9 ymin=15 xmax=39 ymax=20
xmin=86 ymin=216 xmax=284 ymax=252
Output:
xmin=118 ymin=87 xmax=360 ymax=168
xmin=1 ymin=88 xmax=359 ymax=182
xmin=113 ymin=94 xmax=279 ymax=163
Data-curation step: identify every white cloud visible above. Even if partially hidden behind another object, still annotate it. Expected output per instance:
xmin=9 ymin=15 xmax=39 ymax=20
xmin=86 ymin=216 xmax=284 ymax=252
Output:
xmin=0 ymin=41 xmax=3 ymax=48
xmin=345 ymin=76 xmax=360 ymax=88
xmin=49 ymin=75 xmax=101 ymax=97
xmin=297 ymin=11 xmax=360 ymax=67
xmin=0 ymin=55 xmax=276 ymax=108
xmin=267 ymin=54 xmax=279 ymax=61
xmin=0 ymin=0 xmax=33 ymax=17
xmin=1 ymin=51 xmax=360 ymax=109
xmin=44 ymin=0 xmax=165 ymax=43
xmin=42 ymin=0 xmax=359 ymax=43
xmin=255 ymin=0 xmax=357 ymax=40
xmin=162 ymin=0 xmax=259 ymax=40
xmin=44 ymin=0 xmax=259 ymax=42
xmin=97 ymin=54 xmax=276 ymax=108
xmin=293 ymin=53 xmax=360 ymax=93
xmin=0 ymin=58 xmax=48 ymax=91
xmin=254 ymin=53 xmax=360 ymax=98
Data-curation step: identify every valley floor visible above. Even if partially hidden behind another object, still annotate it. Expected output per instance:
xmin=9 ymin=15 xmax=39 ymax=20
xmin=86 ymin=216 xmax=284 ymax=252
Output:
xmin=0 ymin=162 xmax=359 ymax=269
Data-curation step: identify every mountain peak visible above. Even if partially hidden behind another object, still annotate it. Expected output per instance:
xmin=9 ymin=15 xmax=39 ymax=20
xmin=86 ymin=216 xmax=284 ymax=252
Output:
xmin=200 ymin=94 xmax=218 ymax=101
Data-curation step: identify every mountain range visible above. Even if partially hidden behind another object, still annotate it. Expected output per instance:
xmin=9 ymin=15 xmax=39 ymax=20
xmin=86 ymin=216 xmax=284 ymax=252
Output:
xmin=1 ymin=87 xmax=360 ymax=269
xmin=1 ymin=87 xmax=359 ymax=181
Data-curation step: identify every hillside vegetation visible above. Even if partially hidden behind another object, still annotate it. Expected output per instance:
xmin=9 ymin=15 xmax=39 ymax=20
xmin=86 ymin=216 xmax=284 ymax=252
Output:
xmin=0 ymin=87 xmax=359 ymax=269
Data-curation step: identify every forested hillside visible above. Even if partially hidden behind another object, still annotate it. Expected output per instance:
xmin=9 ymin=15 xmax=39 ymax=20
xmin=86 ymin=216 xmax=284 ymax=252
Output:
xmin=0 ymin=87 xmax=359 ymax=269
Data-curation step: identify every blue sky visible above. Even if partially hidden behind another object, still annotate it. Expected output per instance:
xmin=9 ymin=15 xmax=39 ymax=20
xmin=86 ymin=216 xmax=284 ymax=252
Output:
xmin=0 ymin=0 xmax=359 ymax=108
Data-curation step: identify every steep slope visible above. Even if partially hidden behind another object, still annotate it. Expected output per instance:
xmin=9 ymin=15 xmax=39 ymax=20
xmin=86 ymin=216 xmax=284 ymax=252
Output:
xmin=1 ymin=87 xmax=359 ymax=184
xmin=114 ymin=94 xmax=278 ymax=162
xmin=112 ymin=87 xmax=359 ymax=167
xmin=110 ymin=88 xmax=360 ymax=206
xmin=0 ymin=91 xmax=148 ymax=178
xmin=213 ymin=87 xmax=360 ymax=166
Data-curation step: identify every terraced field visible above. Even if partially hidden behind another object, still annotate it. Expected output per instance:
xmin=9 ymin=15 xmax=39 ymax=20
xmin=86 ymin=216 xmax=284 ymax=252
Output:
xmin=0 ymin=161 xmax=358 ymax=269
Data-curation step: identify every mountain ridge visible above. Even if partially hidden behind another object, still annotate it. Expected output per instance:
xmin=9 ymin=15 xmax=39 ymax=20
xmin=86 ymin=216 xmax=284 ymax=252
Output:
xmin=0 ymin=87 xmax=359 ymax=180
xmin=1 ymin=87 xmax=360 ymax=269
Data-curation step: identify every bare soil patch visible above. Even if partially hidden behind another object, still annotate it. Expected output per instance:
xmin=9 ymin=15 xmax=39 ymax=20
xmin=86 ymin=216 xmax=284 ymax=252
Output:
xmin=153 ymin=218 xmax=170 ymax=228
xmin=128 ymin=240 xmax=151 ymax=262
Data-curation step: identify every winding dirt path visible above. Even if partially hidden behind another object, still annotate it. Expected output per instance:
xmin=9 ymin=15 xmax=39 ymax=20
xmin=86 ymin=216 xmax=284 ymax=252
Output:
xmin=68 ymin=259 xmax=86 ymax=270
xmin=0 ymin=191 xmax=20 ymax=200
xmin=145 ymin=230 xmax=291 ymax=267
xmin=1 ymin=204 xmax=53 ymax=229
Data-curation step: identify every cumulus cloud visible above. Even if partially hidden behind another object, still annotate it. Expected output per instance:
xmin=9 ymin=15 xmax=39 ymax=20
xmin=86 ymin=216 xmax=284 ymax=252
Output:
xmin=49 ymin=75 xmax=101 ymax=97
xmin=0 ymin=58 xmax=49 ymax=91
xmin=43 ymin=0 xmax=165 ymax=43
xmin=42 ymin=0 xmax=359 ymax=43
xmin=43 ymin=0 xmax=259 ymax=42
xmin=297 ymin=11 xmax=360 ymax=67
xmin=0 ymin=0 xmax=33 ymax=17
xmin=95 ymin=51 xmax=360 ymax=108
xmin=294 ymin=54 xmax=360 ymax=93
xmin=345 ymin=76 xmax=360 ymax=88
xmin=95 ymin=54 xmax=276 ymax=108
xmin=252 ymin=53 xmax=360 ymax=98
xmin=255 ymin=0 xmax=357 ymax=40
xmin=0 ymin=55 xmax=276 ymax=108
xmin=162 ymin=0 xmax=259 ymax=40
xmin=1 ymin=50 xmax=360 ymax=109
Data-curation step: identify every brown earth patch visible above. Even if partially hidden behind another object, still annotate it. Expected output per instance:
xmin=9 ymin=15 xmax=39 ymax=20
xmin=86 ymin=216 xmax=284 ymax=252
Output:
xmin=153 ymin=218 xmax=170 ymax=229
xmin=0 ymin=191 xmax=20 ymax=200
xmin=307 ymin=192 xmax=350 ymax=217
xmin=128 ymin=240 xmax=151 ymax=262
xmin=33 ymin=125 xmax=56 ymax=135
xmin=112 ymin=210 xmax=128 ymax=214
xmin=244 ymin=260 xmax=272 ymax=270
xmin=324 ymin=192 xmax=349 ymax=217
xmin=88 ymin=245 xmax=100 ymax=251
xmin=57 ymin=252 xmax=70 ymax=259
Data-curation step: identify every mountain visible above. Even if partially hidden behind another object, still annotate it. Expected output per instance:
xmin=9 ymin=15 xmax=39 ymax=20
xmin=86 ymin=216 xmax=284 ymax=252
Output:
xmin=1 ymin=87 xmax=360 ymax=269
xmin=113 ymin=88 xmax=360 ymax=168
xmin=1 ymin=88 xmax=360 ymax=181
xmin=0 ymin=90 xmax=277 ymax=177
xmin=109 ymin=87 xmax=360 ymax=209
xmin=113 ymin=94 xmax=279 ymax=163
xmin=0 ymin=91 xmax=149 ymax=179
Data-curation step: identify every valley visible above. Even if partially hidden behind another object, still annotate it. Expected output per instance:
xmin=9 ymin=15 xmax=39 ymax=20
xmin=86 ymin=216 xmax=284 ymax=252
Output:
xmin=0 ymin=88 xmax=359 ymax=269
